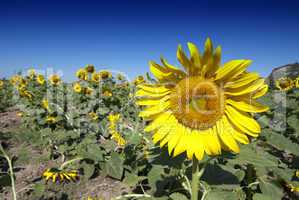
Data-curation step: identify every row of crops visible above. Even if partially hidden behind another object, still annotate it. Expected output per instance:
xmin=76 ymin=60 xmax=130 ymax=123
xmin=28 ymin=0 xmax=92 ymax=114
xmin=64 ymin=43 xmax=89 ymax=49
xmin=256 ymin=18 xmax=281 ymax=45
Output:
xmin=0 ymin=40 xmax=299 ymax=200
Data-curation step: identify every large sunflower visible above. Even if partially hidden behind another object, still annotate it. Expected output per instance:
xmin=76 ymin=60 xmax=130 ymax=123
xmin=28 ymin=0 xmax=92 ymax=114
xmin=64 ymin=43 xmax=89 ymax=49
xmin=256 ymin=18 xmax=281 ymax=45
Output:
xmin=136 ymin=38 xmax=269 ymax=160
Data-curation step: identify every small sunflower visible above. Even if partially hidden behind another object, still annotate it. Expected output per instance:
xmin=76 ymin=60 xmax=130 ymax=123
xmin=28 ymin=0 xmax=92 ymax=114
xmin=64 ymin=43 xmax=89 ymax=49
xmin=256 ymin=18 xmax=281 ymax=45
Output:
xmin=116 ymin=74 xmax=125 ymax=81
xmin=108 ymin=113 xmax=126 ymax=146
xmin=85 ymin=64 xmax=95 ymax=73
xmin=0 ymin=80 xmax=4 ymax=88
xmin=133 ymin=75 xmax=145 ymax=85
xmin=42 ymin=99 xmax=50 ymax=110
xmin=42 ymin=168 xmax=79 ymax=183
xmin=10 ymin=75 xmax=22 ymax=86
xmin=49 ymin=74 xmax=61 ymax=86
xmin=295 ymin=77 xmax=299 ymax=88
xmin=37 ymin=74 xmax=45 ymax=85
xmin=73 ymin=82 xmax=82 ymax=93
xmin=91 ymin=72 xmax=100 ymax=82
xmin=19 ymin=89 xmax=33 ymax=99
xmin=99 ymin=70 xmax=112 ymax=80
xmin=46 ymin=116 xmax=57 ymax=124
xmin=76 ymin=68 xmax=88 ymax=81
xmin=89 ymin=112 xmax=99 ymax=121
xmin=16 ymin=112 xmax=23 ymax=117
xmin=103 ymin=90 xmax=112 ymax=97
xmin=136 ymin=38 xmax=269 ymax=160
xmin=286 ymin=183 xmax=299 ymax=193
xmin=275 ymin=77 xmax=294 ymax=91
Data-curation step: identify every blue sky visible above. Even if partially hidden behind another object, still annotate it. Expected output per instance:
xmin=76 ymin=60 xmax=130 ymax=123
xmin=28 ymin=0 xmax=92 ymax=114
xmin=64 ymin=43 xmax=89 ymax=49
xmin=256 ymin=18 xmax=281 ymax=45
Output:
xmin=0 ymin=0 xmax=298 ymax=81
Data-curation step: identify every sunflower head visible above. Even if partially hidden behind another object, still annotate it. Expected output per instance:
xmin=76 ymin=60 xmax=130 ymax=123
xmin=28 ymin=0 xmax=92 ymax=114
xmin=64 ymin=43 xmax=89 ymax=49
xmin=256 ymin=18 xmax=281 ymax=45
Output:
xmin=0 ymin=80 xmax=4 ymax=88
xmin=136 ymin=38 xmax=269 ymax=160
xmin=42 ymin=99 xmax=50 ymax=110
xmin=91 ymin=72 xmax=100 ymax=82
xmin=73 ymin=82 xmax=82 ymax=93
xmin=89 ymin=112 xmax=99 ymax=121
xmin=27 ymin=69 xmax=36 ymax=79
xmin=116 ymin=74 xmax=125 ymax=81
xmin=103 ymin=89 xmax=112 ymax=97
xmin=275 ymin=77 xmax=294 ymax=91
xmin=85 ymin=64 xmax=95 ymax=73
xmin=49 ymin=75 xmax=61 ymax=86
xmin=82 ymin=87 xmax=93 ymax=95
xmin=46 ymin=116 xmax=57 ymax=124
xmin=16 ymin=112 xmax=23 ymax=117
xmin=10 ymin=75 xmax=22 ymax=86
xmin=37 ymin=74 xmax=45 ymax=85
xmin=133 ymin=75 xmax=145 ymax=85
xmin=76 ymin=68 xmax=89 ymax=81
xmin=99 ymin=70 xmax=112 ymax=80
xmin=42 ymin=168 xmax=79 ymax=183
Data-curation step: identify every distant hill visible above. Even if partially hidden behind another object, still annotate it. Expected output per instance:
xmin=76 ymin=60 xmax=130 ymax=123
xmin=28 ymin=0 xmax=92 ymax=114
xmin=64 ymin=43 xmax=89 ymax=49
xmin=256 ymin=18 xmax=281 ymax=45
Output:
xmin=267 ymin=63 xmax=299 ymax=88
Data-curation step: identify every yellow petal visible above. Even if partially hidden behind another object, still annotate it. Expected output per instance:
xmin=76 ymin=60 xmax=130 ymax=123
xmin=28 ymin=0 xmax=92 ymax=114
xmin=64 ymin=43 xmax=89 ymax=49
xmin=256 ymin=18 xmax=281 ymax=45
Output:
xmin=138 ymin=101 xmax=170 ymax=118
xmin=177 ymin=44 xmax=193 ymax=74
xmin=225 ymin=79 xmax=265 ymax=96
xmin=226 ymin=99 xmax=269 ymax=113
xmin=202 ymin=38 xmax=213 ymax=65
xmin=160 ymin=57 xmax=186 ymax=77
xmin=137 ymin=84 xmax=170 ymax=93
xmin=224 ymin=72 xmax=260 ymax=89
xmin=167 ymin=123 xmax=183 ymax=155
xmin=218 ymin=117 xmax=240 ymax=153
xmin=215 ymin=60 xmax=252 ymax=82
xmin=172 ymin=127 xmax=189 ymax=157
xmin=144 ymin=112 xmax=172 ymax=132
xmin=136 ymin=95 xmax=170 ymax=106
xmin=135 ymin=89 xmax=171 ymax=98
xmin=152 ymin=115 xmax=177 ymax=144
xmin=149 ymin=61 xmax=173 ymax=80
xmin=187 ymin=42 xmax=202 ymax=70
xmin=225 ymin=105 xmax=260 ymax=135
xmin=253 ymin=84 xmax=268 ymax=99
xmin=202 ymin=128 xmax=221 ymax=156
xmin=186 ymin=130 xmax=204 ymax=160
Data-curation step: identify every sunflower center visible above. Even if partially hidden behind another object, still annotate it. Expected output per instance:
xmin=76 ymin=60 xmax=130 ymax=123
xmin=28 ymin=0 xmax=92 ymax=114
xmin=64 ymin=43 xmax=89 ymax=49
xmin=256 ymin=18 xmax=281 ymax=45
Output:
xmin=170 ymin=77 xmax=225 ymax=130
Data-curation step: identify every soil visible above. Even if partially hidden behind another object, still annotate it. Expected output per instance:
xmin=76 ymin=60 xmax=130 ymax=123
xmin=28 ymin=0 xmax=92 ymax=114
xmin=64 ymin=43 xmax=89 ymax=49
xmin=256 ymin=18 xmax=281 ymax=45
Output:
xmin=0 ymin=110 xmax=130 ymax=200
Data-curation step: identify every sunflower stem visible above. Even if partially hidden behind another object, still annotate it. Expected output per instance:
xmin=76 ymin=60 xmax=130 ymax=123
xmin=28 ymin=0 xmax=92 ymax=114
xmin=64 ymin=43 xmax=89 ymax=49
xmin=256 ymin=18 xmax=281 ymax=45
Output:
xmin=191 ymin=157 xmax=206 ymax=200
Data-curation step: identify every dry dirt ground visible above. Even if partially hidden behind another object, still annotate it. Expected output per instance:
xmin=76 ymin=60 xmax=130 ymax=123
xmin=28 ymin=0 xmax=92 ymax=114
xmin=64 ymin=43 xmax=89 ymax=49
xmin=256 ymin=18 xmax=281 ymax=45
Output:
xmin=0 ymin=110 xmax=130 ymax=200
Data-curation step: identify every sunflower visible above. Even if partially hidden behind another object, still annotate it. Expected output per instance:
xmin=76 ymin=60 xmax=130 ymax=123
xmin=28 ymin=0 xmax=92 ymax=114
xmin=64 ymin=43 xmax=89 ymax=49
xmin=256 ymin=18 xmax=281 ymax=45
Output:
xmin=286 ymin=183 xmax=299 ymax=193
xmin=0 ymin=80 xmax=3 ymax=88
xmin=42 ymin=99 xmax=50 ymax=110
xmin=133 ymin=75 xmax=145 ymax=85
xmin=16 ymin=112 xmax=23 ymax=117
xmin=42 ymin=168 xmax=79 ymax=183
xmin=99 ymin=70 xmax=112 ymax=80
xmin=10 ymin=75 xmax=22 ymax=86
xmin=19 ymin=89 xmax=33 ymax=99
xmin=91 ymin=72 xmax=100 ymax=82
xmin=46 ymin=116 xmax=57 ymax=124
xmin=49 ymin=74 xmax=61 ymax=86
xmin=116 ymin=73 xmax=125 ymax=81
xmin=85 ymin=64 xmax=95 ymax=73
xmin=73 ymin=82 xmax=82 ymax=93
xmin=103 ymin=89 xmax=112 ymax=97
xmin=108 ymin=113 xmax=126 ymax=146
xmin=83 ymin=87 xmax=93 ymax=95
xmin=136 ymin=38 xmax=269 ymax=160
xmin=295 ymin=77 xmax=299 ymax=88
xmin=275 ymin=77 xmax=294 ymax=91
xmin=37 ymin=74 xmax=45 ymax=85
xmin=76 ymin=68 xmax=88 ymax=81
xmin=89 ymin=112 xmax=99 ymax=121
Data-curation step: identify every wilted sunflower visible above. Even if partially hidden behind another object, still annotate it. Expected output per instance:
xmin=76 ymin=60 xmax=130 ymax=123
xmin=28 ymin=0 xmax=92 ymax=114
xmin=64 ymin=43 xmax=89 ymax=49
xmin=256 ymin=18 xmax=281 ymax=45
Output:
xmin=136 ymin=38 xmax=269 ymax=160
xmin=295 ymin=77 xmax=299 ymax=88
xmin=275 ymin=77 xmax=294 ymax=91
xmin=37 ymin=74 xmax=45 ymax=85
xmin=49 ymin=74 xmax=61 ymax=86
xmin=76 ymin=68 xmax=89 ymax=81
xmin=73 ymin=82 xmax=82 ymax=93
xmin=42 ymin=168 xmax=79 ymax=183
xmin=0 ymin=80 xmax=4 ymax=88
xmin=91 ymin=72 xmax=100 ymax=82
xmin=134 ymin=75 xmax=145 ymax=85
xmin=99 ymin=70 xmax=112 ymax=80
xmin=85 ymin=64 xmax=95 ymax=73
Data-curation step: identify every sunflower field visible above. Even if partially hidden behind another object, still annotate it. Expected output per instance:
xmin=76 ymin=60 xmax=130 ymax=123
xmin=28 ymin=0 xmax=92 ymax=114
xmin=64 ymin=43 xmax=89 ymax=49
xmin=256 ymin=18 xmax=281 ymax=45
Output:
xmin=0 ymin=39 xmax=299 ymax=200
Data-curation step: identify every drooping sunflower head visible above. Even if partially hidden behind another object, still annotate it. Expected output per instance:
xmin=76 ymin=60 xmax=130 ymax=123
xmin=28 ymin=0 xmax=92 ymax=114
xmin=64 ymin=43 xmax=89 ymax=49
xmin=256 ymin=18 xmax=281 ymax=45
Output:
xmin=46 ymin=116 xmax=57 ymax=124
xmin=76 ymin=68 xmax=89 ymax=81
xmin=85 ymin=64 xmax=95 ymax=73
xmin=37 ymin=74 xmax=45 ymax=85
xmin=136 ymin=38 xmax=269 ymax=160
xmin=99 ymin=70 xmax=112 ymax=80
xmin=42 ymin=99 xmax=49 ymax=110
xmin=73 ymin=82 xmax=82 ymax=93
xmin=82 ymin=87 xmax=93 ymax=95
xmin=275 ymin=77 xmax=294 ymax=91
xmin=49 ymin=74 xmax=61 ymax=86
xmin=42 ymin=168 xmax=79 ymax=183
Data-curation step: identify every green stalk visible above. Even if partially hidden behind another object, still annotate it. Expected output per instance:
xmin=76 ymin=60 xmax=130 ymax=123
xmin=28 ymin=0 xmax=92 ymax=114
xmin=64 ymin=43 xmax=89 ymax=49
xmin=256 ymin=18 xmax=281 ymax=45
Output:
xmin=191 ymin=157 xmax=208 ymax=200
xmin=0 ymin=145 xmax=17 ymax=200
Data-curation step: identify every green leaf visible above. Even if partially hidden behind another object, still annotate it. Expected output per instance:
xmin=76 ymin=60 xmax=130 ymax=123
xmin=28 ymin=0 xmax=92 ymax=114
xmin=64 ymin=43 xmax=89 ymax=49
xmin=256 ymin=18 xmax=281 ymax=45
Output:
xmin=104 ymin=152 xmax=124 ymax=180
xmin=147 ymin=165 xmax=164 ymax=192
xmin=206 ymin=189 xmax=244 ymax=200
xmin=0 ymin=174 xmax=11 ymax=187
xmin=82 ymin=162 xmax=95 ymax=180
xmin=252 ymin=193 xmax=272 ymax=200
xmin=170 ymin=192 xmax=188 ymax=200
xmin=123 ymin=172 xmax=139 ymax=187
xmin=32 ymin=183 xmax=45 ymax=198
xmin=258 ymin=177 xmax=283 ymax=200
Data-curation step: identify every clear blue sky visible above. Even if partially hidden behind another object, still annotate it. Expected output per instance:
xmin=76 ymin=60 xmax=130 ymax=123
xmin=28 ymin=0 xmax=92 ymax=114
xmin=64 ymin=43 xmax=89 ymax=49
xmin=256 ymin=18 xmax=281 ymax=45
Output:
xmin=0 ymin=0 xmax=298 ymax=81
